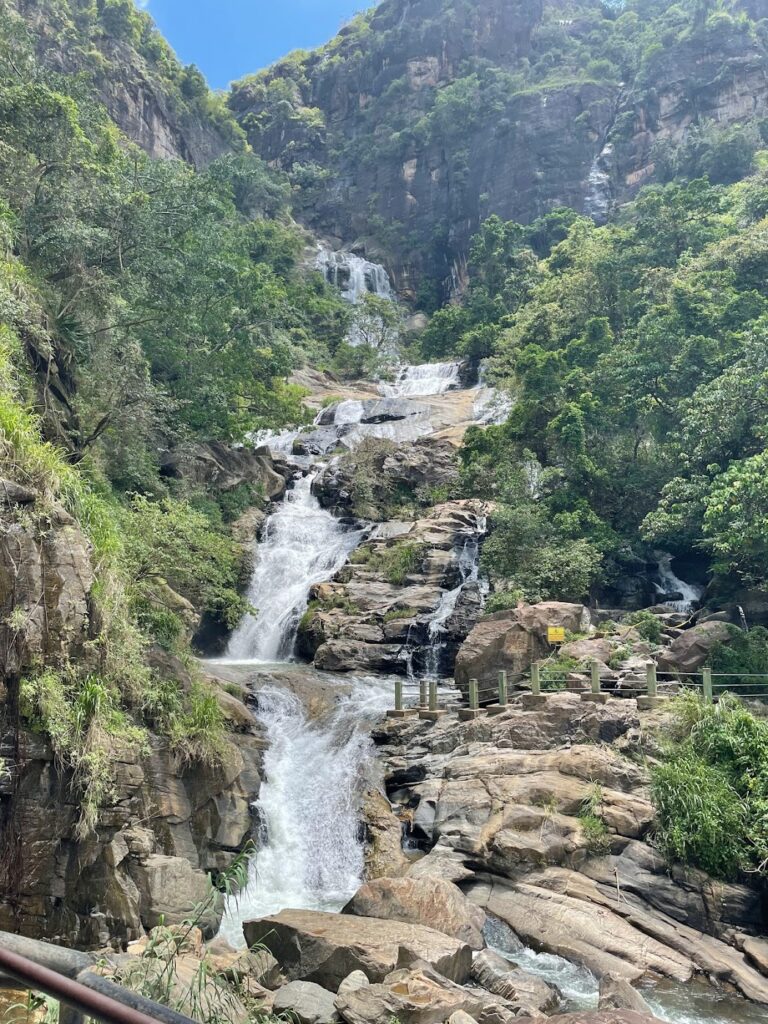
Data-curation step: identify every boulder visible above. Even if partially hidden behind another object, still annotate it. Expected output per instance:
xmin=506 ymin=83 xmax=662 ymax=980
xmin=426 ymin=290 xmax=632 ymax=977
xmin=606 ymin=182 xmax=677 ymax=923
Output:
xmin=334 ymin=966 xmax=507 ymax=1024
xmin=361 ymin=789 xmax=410 ymax=880
xmin=598 ymin=974 xmax=654 ymax=1014
xmin=471 ymin=949 xmax=560 ymax=1015
xmin=273 ymin=981 xmax=340 ymax=1024
xmin=129 ymin=855 xmax=221 ymax=935
xmin=343 ymin=877 xmax=486 ymax=949
xmin=243 ymin=909 xmax=472 ymax=990
xmin=159 ymin=441 xmax=291 ymax=500
xmin=656 ymin=621 xmax=734 ymax=674
xmin=337 ymin=971 xmax=370 ymax=997
xmin=455 ymin=603 xmax=590 ymax=693
xmin=559 ymin=637 xmax=614 ymax=666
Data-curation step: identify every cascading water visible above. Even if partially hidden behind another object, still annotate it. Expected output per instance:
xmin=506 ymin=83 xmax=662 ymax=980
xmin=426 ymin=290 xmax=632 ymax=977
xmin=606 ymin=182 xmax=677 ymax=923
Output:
xmin=380 ymin=361 xmax=462 ymax=398
xmin=315 ymin=246 xmax=392 ymax=303
xmin=226 ymin=473 xmax=364 ymax=662
xmin=219 ymin=678 xmax=392 ymax=947
xmin=473 ymin=361 xmax=513 ymax=426
xmin=425 ymin=525 xmax=486 ymax=678
xmin=654 ymin=554 xmax=704 ymax=614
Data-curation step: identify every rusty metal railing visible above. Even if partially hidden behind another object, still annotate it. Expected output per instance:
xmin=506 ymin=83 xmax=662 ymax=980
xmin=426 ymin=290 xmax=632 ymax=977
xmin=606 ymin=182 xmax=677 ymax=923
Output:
xmin=0 ymin=931 xmax=195 ymax=1024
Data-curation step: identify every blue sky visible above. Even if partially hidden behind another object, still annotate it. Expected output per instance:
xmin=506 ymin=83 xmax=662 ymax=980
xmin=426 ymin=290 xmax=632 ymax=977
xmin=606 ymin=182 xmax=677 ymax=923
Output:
xmin=141 ymin=0 xmax=366 ymax=90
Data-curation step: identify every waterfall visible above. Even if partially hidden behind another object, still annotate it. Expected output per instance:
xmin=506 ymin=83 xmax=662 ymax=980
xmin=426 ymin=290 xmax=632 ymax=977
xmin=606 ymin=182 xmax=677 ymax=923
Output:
xmin=226 ymin=473 xmax=364 ymax=662
xmin=583 ymin=142 xmax=614 ymax=223
xmin=380 ymin=361 xmax=462 ymax=398
xmin=219 ymin=679 xmax=392 ymax=947
xmin=425 ymin=523 xmax=487 ymax=678
xmin=315 ymin=246 xmax=392 ymax=303
xmin=654 ymin=554 xmax=703 ymax=614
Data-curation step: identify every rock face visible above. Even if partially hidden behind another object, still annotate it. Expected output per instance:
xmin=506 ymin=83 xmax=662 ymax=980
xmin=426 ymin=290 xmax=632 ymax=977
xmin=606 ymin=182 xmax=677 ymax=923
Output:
xmin=0 ymin=702 xmax=262 ymax=948
xmin=243 ymin=909 xmax=473 ymax=989
xmin=0 ymin=504 xmax=94 ymax=679
xmin=343 ymin=876 xmax=486 ymax=949
xmin=299 ymin=499 xmax=489 ymax=677
xmin=374 ymin=694 xmax=768 ymax=1005
xmin=454 ymin=603 xmax=590 ymax=694
xmin=17 ymin=2 xmax=237 ymax=168
xmin=598 ymin=975 xmax=654 ymax=1015
xmin=231 ymin=0 xmax=768 ymax=294
xmin=160 ymin=442 xmax=292 ymax=502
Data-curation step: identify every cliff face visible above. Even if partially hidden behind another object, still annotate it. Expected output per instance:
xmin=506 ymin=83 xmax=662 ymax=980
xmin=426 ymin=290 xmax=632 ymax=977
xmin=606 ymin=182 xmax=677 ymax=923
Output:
xmin=11 ymin=0 xmax=241 ymax=166
xmin=230 ymin=0 xmax=768 ymax=296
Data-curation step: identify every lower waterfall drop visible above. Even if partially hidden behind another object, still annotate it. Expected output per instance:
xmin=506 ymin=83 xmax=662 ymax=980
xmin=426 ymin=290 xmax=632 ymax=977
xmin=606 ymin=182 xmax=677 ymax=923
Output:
xmin=219 ymin=679 xmax=391 ymax=947
xmin=226 ymin=472 xmax=364 ymax=663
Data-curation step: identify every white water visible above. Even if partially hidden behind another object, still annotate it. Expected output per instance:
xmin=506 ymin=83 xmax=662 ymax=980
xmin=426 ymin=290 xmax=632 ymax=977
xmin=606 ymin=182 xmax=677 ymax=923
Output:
xmin=426 ymin=525 xmax=486 ymax=678
xmin=380 ymin=361 xmax=462 ymax=397
xmin=226 ymin=473 xmax=364 ymax=662
xmin=654 ymin=554 xmax=704 ymax=614
xmin=486 ymin=915 xmax=761 ymax=1024
xmin=315 ymin=246 xmax=392 ymax=303
xmin=220 ymin=678 xmax=392 ymax=947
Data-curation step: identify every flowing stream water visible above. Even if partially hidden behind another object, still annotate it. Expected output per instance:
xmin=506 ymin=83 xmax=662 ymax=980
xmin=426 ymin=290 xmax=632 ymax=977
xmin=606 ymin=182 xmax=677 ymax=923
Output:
xmin=220 ymin=677 xmax=392 ymax=947
xmin=654 ymin=553 xmax=704 ymax=614
xmin=226 ymin=472 xmax=364 ymax=662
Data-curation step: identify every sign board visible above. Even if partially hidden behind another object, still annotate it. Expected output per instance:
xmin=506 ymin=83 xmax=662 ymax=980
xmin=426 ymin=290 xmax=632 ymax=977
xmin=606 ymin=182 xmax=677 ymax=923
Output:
xmin=547 ymin=626 xmax=566 ymax=645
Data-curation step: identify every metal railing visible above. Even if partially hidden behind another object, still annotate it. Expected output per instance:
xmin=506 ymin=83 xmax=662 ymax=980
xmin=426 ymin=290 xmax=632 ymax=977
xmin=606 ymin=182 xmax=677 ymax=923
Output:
xmin=0 ymin=932 xmax=194 ymax=1024
xmin=388 ymin=664 xmax=768 ymax=718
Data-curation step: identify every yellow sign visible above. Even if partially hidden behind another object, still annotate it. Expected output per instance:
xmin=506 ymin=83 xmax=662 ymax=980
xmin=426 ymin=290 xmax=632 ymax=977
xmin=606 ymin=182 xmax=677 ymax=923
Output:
xmin=547 ymin=626 xmax=566 ymax=645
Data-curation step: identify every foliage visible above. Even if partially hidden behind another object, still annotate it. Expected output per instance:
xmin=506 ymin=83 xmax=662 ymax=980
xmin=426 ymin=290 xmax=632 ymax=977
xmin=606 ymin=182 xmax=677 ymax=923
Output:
xmin=708 ymin=626 xmax=768 ymax=687
xmin=578 ymin=783 xmax=612 ymax=855
xmin=651 ymin=692 xmax=768 ymax=879
xmin=626 ymin=609 xmax=664 ymax=644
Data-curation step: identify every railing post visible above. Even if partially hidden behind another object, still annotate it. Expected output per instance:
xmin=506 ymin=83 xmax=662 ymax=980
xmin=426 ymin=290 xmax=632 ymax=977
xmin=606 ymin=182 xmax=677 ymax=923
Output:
xmin=591 ymin=660 xmax=601 ymax=695
xmin=531 ymin=661 xmax=541 ymax=696
xmin=429 ymin=679 xmax=438 ymax=712
xmin=469 ymin=679 xmax=479 ymax=710
xmin=646 ymin=662 xmax=658 ymax=699
xmin=498 ymin=670 xmax=508 ymax=707
xmin=703 ymin=666 xmax=713 ymax=705
xmin=419 ymin=678 xmax=428 ymax=708
xmin=394 ymin=678 xmax=403 ymax=712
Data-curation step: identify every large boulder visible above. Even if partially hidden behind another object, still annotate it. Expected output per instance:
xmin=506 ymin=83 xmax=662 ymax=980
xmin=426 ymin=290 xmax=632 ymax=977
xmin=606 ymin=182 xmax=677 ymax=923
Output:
xmin=455 ymin=602 xmax=590 ymax=693
xmin=656 ymin=621 xmax=734 ymax=674
xmin=334 ymin=966 xmax=509 ymax=1024
xmin=343 ymin=877 xmax=486 ymax=949
xmin=273 ymin=981 xmax=339 ymax=1024
xmin=471 ymin=949 xmax=560 ymax=1016
xmin=243 ymin=909 xmax=472 ymax=990
xmin=129 ymin=854 xmax=221 ymax=935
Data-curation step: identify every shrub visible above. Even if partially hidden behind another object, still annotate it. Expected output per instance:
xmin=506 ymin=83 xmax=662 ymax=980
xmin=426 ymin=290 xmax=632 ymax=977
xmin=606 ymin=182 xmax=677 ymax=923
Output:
xmin=651 ymin=692 xmax=768 ymax=879
xmin=627 ymin=609 xmax=663 ymax=645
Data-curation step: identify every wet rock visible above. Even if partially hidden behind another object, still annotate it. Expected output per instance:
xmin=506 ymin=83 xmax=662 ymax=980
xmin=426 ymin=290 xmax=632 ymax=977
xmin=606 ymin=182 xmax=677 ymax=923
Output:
xmin=598 ymin=974 xmax=654 ymax=1014
xmin=471 ymin=949 xmax=560 ymax=1015
xmin=656 ymin=621 xmax=734 ymax=674
xmin=243 ymin=909 xmax=473 ymax=989
xmin=343 ymin=876 xmax=486 ymax=949
xmin=273 ymin=980 xmax=340 ymax=1024
xmin=455 ymin=603 xmax=590 ymax=694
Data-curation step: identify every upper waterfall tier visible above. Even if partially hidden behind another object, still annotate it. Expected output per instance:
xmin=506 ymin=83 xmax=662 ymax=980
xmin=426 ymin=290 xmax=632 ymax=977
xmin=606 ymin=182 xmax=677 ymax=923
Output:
xmin=314 ymin=246 xmax=392 ymax=303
